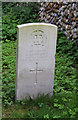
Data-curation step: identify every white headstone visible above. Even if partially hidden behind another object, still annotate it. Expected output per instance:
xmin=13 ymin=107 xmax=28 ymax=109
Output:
xmin=16 ymin=23 xmax=57 ymax=100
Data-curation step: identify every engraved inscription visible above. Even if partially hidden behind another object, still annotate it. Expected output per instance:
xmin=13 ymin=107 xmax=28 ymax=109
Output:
xmin=31 ymin=30 xmax=46 ymax=47
xmin=26 ymin=30 xmax=48 ymax=61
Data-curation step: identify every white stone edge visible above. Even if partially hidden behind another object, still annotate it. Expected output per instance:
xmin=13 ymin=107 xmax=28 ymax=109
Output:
xmin=17 ymin=23 xmax=57 ymax=28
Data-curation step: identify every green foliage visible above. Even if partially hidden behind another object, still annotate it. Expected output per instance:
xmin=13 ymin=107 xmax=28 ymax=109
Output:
xmin=2 ymin=31 xmax=77 ymax=118
xmin=44 ymin=114 xmax=49 ymax=119
xmin=2 ymin=2 xmax=39 ymax=42
xmin=57 ymin=32 xmax=78 ymax=63
xmin=2 ymin=41 xmax=16 ymax=106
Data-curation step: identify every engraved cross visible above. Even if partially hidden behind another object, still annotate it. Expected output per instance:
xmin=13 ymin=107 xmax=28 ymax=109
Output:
xmin=30 ymin=62 xmax=43 ymax=83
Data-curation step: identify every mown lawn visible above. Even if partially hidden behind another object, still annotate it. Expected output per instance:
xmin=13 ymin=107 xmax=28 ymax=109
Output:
xmin=2 ymin=32 xmax=77 ymax=119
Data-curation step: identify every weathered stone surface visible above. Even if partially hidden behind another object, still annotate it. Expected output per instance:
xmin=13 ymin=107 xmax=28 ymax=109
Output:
xmin=16 ymin=23 xmax=57 ymax=100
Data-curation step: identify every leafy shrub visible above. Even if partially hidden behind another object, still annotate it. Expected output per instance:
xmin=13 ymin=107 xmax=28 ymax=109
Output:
xmin=57 ymin=32 xmax=78 ymax=64
xmin=2 ymin=41 xmax=16 ymax=106
xmin=2 ymin=2 xmax=40 ymax=42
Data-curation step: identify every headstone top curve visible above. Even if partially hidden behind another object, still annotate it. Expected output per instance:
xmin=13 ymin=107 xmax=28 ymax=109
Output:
xmin=17 ymin=23 xmax=57 ymax=28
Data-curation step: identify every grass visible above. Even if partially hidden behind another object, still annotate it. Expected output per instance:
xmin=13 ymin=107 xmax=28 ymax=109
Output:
xmin=2 ymin=32 xmax=77 ymax=119
xmin=2 ymin=93 xmax=77 ymax=118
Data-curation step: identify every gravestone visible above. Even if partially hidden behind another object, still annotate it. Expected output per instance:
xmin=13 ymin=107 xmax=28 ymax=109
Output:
xmin=16 ymin=23 xmax=57 ymax=100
